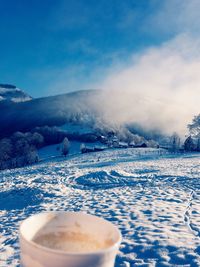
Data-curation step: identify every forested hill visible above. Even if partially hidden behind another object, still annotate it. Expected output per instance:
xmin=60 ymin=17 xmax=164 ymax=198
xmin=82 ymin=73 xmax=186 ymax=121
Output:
xmin=0 ymin=89 xmax=99 ymax=138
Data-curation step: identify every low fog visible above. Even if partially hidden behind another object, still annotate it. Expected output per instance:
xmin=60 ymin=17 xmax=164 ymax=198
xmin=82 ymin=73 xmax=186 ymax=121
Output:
xmin=90 ymin=35 xmax=200 ymax=136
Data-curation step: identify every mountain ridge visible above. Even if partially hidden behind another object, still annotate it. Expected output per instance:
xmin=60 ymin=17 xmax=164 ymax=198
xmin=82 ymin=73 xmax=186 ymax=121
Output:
xmin=0 ymin=83 xmax=32 ymax=103
xmin=0 ymin=87 xmax=100 ymax=138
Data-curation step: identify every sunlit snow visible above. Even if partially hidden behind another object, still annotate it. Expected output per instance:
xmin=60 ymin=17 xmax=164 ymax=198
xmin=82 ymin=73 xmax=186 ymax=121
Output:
xmin=0 ymin=148 xmax=200 ymax=266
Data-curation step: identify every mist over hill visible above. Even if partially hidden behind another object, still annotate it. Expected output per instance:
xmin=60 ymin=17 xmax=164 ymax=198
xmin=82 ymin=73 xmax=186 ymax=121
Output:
xmin=0 ymin=85 xmax=168 ymax=143
xmin=0 ymin=88 xmax=100 ymax=138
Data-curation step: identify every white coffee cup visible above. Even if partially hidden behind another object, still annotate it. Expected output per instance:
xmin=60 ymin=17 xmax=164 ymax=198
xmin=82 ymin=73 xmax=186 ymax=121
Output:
xmin=19 ymin=211 xmax=122 ymax=267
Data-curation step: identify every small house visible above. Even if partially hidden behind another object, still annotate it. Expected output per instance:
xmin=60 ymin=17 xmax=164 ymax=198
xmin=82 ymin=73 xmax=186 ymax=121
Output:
xmin=80 ymin=143 xmax=94 ymax=153
xmin=129 ymin=141 xmax=136 ymax=147
xmin=117 ymin=142 xmax=128 ymax=148
xmin=94 ymin=146 xmax=106 ymax=152
xmin=81 ymin=146 xmax=95 ymax=153
xmin=134 ymin=142 xmax=148 ymax=148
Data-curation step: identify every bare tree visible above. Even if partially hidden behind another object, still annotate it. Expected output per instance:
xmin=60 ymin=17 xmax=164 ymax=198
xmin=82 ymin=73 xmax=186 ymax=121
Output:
xmin=80 ymin=143 xmax=86 ymax=153
xmin=170 ymin=132 xmax=180 ymax=152
xmin=62 ymin=137 xmax=70 ymax=157
xmin=188 ymin=114 xmax=200 ymax=137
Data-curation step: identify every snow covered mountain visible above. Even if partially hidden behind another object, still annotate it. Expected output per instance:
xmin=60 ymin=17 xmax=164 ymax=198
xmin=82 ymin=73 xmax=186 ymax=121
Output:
xmin=0 ymin=83 xmax=32 ymax=103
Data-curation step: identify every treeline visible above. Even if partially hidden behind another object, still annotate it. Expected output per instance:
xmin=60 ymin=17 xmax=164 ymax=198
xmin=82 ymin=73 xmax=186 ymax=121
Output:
xmin=167 ymin=114 xmax=200 ymax=152
xmin=184 ymin=136 xmax=200 ymax=152
xmin=0 ymin=132 xmax=43 ymax=170
xmin=32 ymin=125 xmax=99 ymax=144
xmin=184 ymin=114 xmax=200 ymax=152
xmin=0 ymin=125 xmax=98 ymax=170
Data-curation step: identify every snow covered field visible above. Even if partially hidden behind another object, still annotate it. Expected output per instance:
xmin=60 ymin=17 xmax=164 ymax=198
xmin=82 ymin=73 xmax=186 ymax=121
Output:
xmin=0 ymin=148 xmax=200 ymax=267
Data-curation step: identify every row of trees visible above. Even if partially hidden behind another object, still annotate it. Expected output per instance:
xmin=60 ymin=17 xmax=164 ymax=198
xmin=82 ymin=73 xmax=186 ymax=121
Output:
xmin=62 ymin=137 xmax=70 ymax=156
xmin=169 ymin=133 xmax=200 ymax=152
xmin=185 ymin=114 xmax=200 ymax=152
xmin=0 ymin=129 xmax=71 ymax=170
xmin=32 ymin=125 xmax=98 ymax=144
xmin=0 ymin=132 xmax=44 ymax=170
xmin=0 ymin=113 xmax=199 ymax=170
xmin=184 ymin=136 xmax=200 ymax=151
xmin=168 ymin=114 xmax=200 ymax=152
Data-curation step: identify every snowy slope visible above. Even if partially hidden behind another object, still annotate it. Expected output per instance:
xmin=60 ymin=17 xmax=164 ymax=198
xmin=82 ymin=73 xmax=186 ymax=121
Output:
xmin=0 ymin=89 xmax=98 ymax=138
xmin=38 ymin=141 xmax=103 ymax=159
xmin=0 ymin=84 xmax=32 ymax=103
xmin=38 ymin=141 xmax=102 ymax=160
xmin=0 ymin=148 xmax=200 ymax=266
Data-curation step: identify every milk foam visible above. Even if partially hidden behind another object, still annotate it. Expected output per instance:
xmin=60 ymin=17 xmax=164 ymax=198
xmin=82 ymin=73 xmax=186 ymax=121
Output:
xmin=33 ymin=231 xmax=113 ymax=253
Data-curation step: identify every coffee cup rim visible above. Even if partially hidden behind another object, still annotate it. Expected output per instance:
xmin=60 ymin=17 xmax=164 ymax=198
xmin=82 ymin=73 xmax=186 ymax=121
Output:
xmin=19 ymin=211 xmax=122 ymax=256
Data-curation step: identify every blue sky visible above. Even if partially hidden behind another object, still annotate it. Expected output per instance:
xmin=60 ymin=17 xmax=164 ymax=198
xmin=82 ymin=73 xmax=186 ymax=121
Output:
xmin=0 ymin=0 xmax=198 ymax=97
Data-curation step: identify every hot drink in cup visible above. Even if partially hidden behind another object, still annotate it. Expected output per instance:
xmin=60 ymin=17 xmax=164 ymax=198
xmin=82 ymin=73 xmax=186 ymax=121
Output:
xmin=19 ymin=212 xmax=122 ymax=267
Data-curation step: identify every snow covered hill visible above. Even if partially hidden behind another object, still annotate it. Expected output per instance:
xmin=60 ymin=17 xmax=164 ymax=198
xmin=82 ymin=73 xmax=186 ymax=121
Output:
xmin=0 ymin=148 xmax=200 ymax=266
xmin=0 ymin=86 xmax=163 ymax=145
xmin=0 ymin=89 xmax=99 ymax=138
xmin=0 ymin=84 xmax=32 ymax=103
xmin=38 ymin=140 xmax=102 ymax=159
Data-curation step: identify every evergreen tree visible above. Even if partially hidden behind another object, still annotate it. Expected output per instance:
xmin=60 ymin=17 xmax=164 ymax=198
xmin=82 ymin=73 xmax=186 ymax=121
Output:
xmin=184 ymin=136 xmax=195 ymax=151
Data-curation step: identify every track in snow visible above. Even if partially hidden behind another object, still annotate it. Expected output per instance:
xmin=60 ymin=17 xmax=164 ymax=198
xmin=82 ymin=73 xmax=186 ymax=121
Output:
xmin=0 ymin=148 xmax=200 ymax=267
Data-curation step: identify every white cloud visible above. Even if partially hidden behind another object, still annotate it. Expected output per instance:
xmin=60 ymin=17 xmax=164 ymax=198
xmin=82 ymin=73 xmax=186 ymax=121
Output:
xmin=42 ymin=0 xmax=200 ymax=137
xmin=144 ymin=0 xmax=200 ymax=37
xmin=90 ymin=35 xmax=200 ymax=136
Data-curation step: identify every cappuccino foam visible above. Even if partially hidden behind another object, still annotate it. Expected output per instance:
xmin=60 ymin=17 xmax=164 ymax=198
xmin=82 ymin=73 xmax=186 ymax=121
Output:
xmin=33 ymin=231 xmax=113 ymax=253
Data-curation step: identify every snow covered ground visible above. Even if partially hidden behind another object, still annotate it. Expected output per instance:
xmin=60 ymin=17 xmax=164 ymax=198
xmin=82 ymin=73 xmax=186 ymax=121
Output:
xmin=0 ymin=148 xmax=200 ymax=267
xmin=38 ymin=141 xmax=82 ymax=159
xmin=38 ymin=140 xmax=103 ymax=160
